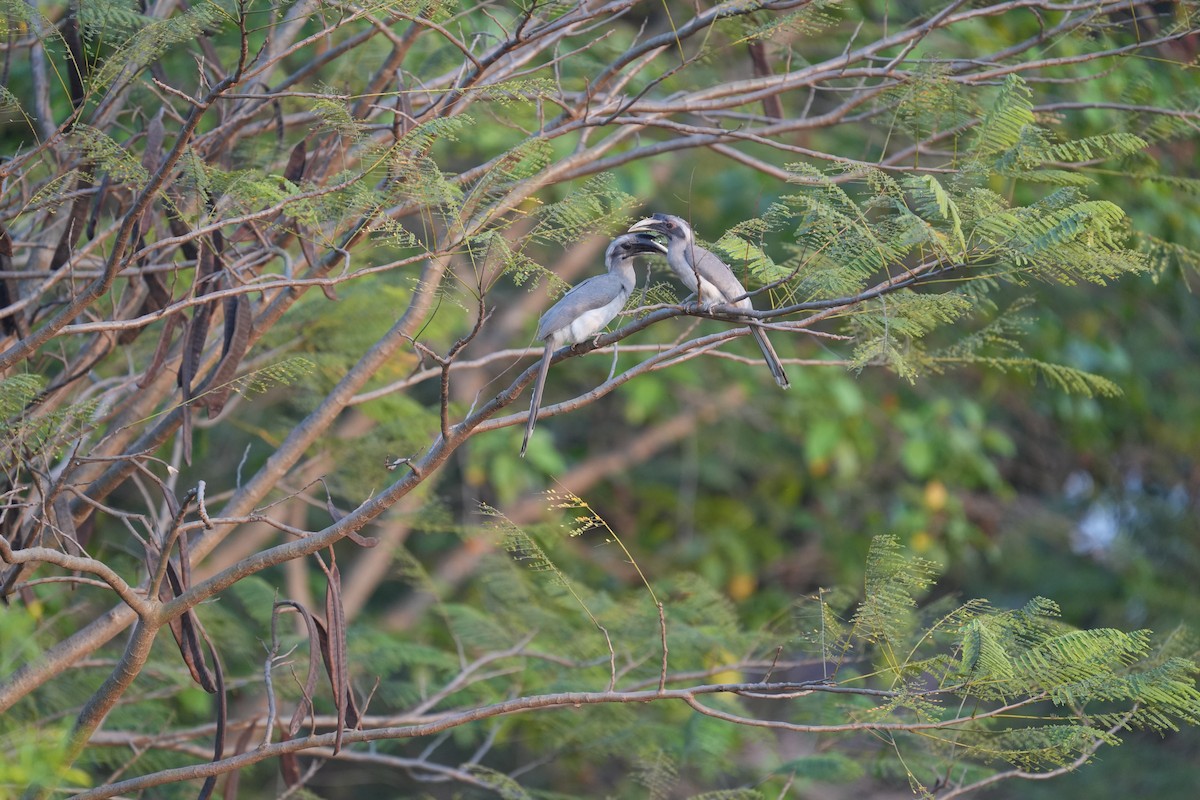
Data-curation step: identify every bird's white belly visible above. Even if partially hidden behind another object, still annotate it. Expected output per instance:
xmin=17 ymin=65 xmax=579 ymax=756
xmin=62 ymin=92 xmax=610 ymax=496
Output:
xmin=551 ymin=294 xmax=626 ymax=347
xmin=692 ymin=277 xmax=750 ymax=310
xmin=695 ymin=277 xmax=722 ymax=306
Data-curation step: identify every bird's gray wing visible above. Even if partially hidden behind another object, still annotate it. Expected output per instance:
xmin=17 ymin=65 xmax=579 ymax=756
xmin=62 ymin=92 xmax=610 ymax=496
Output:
xmin=688 ymin=244 xmax=790 ymax=388
xmin=535 ymin=273 xmax=624 ymax=341
xmin=523 ymin=273 xmax=628 ymax=456
xmin=688 ymin=243 xmax=751 ymax=307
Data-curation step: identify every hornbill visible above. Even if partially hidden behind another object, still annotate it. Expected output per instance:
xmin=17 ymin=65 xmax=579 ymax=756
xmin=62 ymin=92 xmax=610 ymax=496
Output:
xmin=629 ymin=213 xmax=790 ymax=389
xmin=521 ymin=232 xmax=667 ymax=456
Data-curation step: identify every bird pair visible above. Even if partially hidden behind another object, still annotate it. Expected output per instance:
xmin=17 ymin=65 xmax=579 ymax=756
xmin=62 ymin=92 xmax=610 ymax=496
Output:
xmin=520 ymin=214 xmax=789 ymax=456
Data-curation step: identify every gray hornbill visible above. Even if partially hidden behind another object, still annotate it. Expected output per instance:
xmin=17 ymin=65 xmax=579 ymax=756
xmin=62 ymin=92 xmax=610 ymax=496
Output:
xmin=629 ymin=213 xmax=790 ymax=389
xmin=521 ymin=232 xmax=667 ymax=456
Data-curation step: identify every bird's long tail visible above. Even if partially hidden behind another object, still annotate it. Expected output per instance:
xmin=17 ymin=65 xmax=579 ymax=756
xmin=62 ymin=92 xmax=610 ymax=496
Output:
xmin=520 ymin=341 xmax=555 ymax=457
xmin=750 ymin=324 xmax=790 ymax=389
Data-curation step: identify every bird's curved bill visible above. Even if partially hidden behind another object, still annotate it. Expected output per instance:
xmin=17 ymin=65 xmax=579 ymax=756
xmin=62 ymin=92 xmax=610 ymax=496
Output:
xmin=628 ymin=217 xmax=666 ymax=235
xmin=623 ymin=232 xmax=667 ymax=255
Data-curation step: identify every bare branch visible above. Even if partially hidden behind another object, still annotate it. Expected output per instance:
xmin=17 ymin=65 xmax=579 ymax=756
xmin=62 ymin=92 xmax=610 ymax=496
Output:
xmin=0 ymin=538 xmax=150 ymax=617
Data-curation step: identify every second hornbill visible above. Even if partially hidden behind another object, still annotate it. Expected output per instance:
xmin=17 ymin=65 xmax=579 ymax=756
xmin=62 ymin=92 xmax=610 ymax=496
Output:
xmin=521 ymin=232 xmax=667 ymax=456
xmin=629 ymin=213 xmax=790 ymax=389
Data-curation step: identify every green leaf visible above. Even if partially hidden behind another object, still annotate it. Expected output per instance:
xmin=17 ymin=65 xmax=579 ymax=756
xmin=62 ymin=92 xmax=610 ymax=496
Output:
xmin=974 ymin=74 xmax=1035 ymax=157
xmin=713 ymin=233 xmax=788 ymax=283
xmin=905 ymin=174 xmax=967 ymax=257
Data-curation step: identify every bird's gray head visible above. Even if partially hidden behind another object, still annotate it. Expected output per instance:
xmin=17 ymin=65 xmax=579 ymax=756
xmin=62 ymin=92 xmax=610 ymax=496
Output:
xmin=606 ymin=232 xmax=668 ymax=264
xmin=628 ymin=213 xmax=692 ymax=244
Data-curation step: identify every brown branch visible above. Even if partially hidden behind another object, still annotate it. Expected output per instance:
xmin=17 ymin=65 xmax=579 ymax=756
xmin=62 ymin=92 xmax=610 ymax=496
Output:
xmin=0 ymin=539 xmax=150 ymax=618
xmin=70 ymin=681 xmax=1047 ymax=799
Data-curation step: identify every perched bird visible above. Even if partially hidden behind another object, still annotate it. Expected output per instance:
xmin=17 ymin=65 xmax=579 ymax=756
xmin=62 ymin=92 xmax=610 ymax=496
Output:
xmin=629 ymin=213 xmax=790 ymax=389
xmin=521 ymin=232 xmax=667 ymax=456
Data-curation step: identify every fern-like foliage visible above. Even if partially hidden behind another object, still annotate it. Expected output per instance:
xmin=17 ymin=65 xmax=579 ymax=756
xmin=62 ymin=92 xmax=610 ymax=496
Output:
xmin=461 ymin=137 xmax=555 ymax=222
xmin=380 ymin=114 xmax=471 ymax=209
xmin=0 ymin=374 xmax=99 ymax=468
xmin=785 ymin=163 xmax=914 ymax=296
xmin=460 ymin=75 xmax=558 ymax=107
xmin=847 ymin=291 xmax=974 ymax=381
xmin=920 ymin=299 xmax=1121 ymax=396
xmin=736 ymin=78 xmax=1155 ymax=388
xmin=223 ymin=356 xmax=316 ymax=398
xmin=0 ymin=374 xmax=41 ymax=422
xmin=530 ymin=173 xmax=639 ymax=244
xmin=903 ymin=174 xmax=968 ymax=258
xmin=310 ymin=93 xmax=364 ymax=142
xmin=972 ymin=190 xmax=1144 ymax=284
xmin=71 ymin=125 xmax=150 ymax=187
xmin=633 ymin=749 xmax=679 ymax=800
xmin=967 ymin=75 xmax=1148 ymax=191
xmin=971 ymin=74 xmax=1036 ymax=160
xmin=720 ymin=0 xmax=841 ymax=43
xmin=777 ymin=74 xmax=1148 ymax=278
xmin=808 ymin=539 xmax=1200 ymax=788
xmin=0 ymin=84 xmax=21 ymax=113
xmin=22 ymin=168 xmax=84 ymax=214
xmin=882 ymin=64 xmax=976 ymax=142
xmin=77 ymin=0 xmax=147 ymax=41
xmin=88 ymin=1 xmax=222 ymax=91
xmin=475 ymin=231 xmax=563 ymax=292
xmin=712 ymin=229 xmax=790 ymax=286
xmin=479 ymin=501 xmax=631 ymax=663
xmin=850 ymin=535 xmax=939 ymax=656
xmin=1139 ymin=232 xmax=1200 ymax=282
